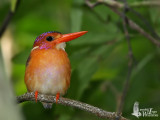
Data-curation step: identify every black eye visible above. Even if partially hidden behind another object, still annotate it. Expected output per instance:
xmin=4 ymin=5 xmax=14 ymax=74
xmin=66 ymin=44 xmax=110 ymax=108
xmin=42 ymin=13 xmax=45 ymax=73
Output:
xmin=46 ymin=36 xmax=54 ymax=41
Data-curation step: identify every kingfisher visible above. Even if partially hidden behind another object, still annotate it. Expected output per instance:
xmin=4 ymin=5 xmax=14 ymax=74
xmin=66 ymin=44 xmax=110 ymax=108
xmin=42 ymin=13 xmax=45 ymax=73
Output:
xmin=24 ymin=31 xmax=88 ymax=108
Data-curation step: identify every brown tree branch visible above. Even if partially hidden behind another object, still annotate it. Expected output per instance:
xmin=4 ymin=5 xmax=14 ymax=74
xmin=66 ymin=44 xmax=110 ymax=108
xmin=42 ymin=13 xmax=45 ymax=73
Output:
xmin=0 ymin=0 xmax=20 ymax=38
xmin=17 ymin=92 xmax=128 ymax=120
xmin=0 ymin=11 xmax=14 ymax=38
xmin=116 ymin=0 xmax=134 ymax=119
xmin=108 ymin=7 xmax=160 ymax=47
xmin=85 ymin=0 xmax=160 ymax=9
xmin=85 ymin=0 xmax=160 ymax=47
xmin=130 ymin=1 xmax=160 ymax=7
xmin=91 ymin=0 xmax=160 ymax=9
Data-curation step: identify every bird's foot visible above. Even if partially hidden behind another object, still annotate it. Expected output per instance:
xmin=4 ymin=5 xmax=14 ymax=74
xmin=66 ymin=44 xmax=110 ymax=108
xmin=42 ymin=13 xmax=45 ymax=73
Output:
xmin=35 ymin=91 xmax=38 ymax=103
xmin=56 ymin=92 xmax=60 ymax=104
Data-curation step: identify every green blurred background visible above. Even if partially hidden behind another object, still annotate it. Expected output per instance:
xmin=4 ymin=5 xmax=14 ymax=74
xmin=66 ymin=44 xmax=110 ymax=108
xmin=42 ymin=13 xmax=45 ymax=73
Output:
xmin=0 ymin=0 xmax=160 ymax=120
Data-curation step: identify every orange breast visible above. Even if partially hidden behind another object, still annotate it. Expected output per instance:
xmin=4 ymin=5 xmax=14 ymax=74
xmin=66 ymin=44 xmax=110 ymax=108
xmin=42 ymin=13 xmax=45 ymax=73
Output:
xmin=25 ymin=49 xmax=71 ymax=95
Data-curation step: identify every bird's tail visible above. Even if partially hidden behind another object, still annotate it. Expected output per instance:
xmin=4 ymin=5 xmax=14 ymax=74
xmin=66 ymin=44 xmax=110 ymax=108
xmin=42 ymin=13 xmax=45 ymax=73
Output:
xmin=42 ymin=102 xmax=53 ymax=109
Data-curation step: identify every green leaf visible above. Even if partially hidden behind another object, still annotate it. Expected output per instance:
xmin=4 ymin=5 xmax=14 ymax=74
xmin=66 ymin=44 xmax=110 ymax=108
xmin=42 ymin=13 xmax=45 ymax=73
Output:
xmin=71 ymin=6 xmax=83 ymax=32
xmin=68 ymin=57 xmax=98 ymax=99
xmin=11 ymin=0 xmax=17 ymax=12
xmin=132 ymin=53 xmax=154 ymax=78
xmin=12 ymin=49 xmax=30 ymax=64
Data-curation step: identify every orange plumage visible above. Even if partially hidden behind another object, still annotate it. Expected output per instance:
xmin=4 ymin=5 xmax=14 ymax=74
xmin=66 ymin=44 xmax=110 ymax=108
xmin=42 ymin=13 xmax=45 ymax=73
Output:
xmin=24 ymin=31 xmax=87 ymax=108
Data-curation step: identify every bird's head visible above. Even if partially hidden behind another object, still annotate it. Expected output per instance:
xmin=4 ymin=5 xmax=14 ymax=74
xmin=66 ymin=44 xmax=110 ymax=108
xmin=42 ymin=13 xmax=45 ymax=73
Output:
xmin=32 ymin=31 xmax=88 ymax=51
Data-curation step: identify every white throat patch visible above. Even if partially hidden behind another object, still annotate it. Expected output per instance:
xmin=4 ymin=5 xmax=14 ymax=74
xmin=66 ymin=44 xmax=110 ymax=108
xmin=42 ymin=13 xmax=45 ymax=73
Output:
xmin=31 ymin=46 xmax=39 ymax=51
xmin=56 ymin=42 xmax=66 ymax=51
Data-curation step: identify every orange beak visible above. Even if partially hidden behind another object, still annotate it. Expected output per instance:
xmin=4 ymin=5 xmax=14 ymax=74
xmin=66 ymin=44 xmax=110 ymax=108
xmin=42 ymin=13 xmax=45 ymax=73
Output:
xmin=55 ymin=31 xmax=88 ymax=43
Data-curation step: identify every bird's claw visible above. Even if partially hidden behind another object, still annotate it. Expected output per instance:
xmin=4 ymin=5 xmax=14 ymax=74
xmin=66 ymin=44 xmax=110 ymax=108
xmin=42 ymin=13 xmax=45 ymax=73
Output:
xmin=35 ymin=91 xmax=38 ymax=103
xmin=56 ymin=92 xmax=60 ymax=104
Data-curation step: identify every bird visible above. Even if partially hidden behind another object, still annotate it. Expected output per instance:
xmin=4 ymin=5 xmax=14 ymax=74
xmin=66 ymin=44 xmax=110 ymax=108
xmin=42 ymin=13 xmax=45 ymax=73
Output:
xmin=24 ymin=31 xmax=88 ymax=108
